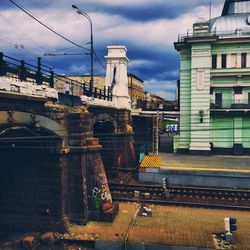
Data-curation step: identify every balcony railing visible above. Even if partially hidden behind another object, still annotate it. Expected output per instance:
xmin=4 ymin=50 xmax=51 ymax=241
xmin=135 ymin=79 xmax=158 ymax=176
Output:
xmin=210 ymin=99 xmax=250 ymax=109
xmin=178 ymin=28 xmax=250 ymax=42
xmin=0 ymin=52 xmax=112 ymax=101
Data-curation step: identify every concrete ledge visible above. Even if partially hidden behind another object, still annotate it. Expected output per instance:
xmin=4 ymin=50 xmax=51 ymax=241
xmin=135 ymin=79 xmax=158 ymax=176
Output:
xmin=0 ymin=90 xmax=47 ymax=102
xmin=189 ymin=150 xmax=212 ymax=156
xmin=95 ymin=241 xmax=213 ymax=250
xmin=139 ymin=168 xmax=250 ymax=189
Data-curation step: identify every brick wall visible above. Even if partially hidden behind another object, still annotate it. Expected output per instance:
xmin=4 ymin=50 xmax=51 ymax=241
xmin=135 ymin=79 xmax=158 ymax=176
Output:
xmin=0 ymin=145 xmax=67 ymax=232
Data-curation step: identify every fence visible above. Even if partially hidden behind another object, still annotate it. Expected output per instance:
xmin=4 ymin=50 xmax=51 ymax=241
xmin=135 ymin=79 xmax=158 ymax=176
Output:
xmin=178 ymin=28 xmax=250 ymax=42
xmin=0 ymin=52 xmax=112 ymax=101
xmin=210 ymin=99 xmax=250 ymax=109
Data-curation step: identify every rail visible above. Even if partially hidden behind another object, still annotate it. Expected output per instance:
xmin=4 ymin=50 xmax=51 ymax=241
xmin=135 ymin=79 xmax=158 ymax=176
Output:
xmin=210 ymin=99 xmax=250 ymax=109
xmin=109 ymin=183 xmax=250 ymax=210
xmin=0 ymin=52 xmax=112 ymax=101
xmin=178 ymin=28 xmax=250 ymax=42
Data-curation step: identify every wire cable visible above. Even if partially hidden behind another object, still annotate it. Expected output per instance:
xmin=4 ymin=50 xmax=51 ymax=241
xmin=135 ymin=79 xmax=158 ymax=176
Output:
xmin=8 ymin=0 xmax=90 ymax=52
xmin=93 ymin=50 xmax=106 ymax=70
xmin=0 ymin=38 xmax=40 ymax=57
xmin=0 ymin=12 xmax=51 ymax=53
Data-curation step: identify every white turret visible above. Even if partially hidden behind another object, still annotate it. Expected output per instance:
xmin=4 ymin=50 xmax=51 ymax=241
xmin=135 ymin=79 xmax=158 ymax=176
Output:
xmin=105 ymin=45 xmax=131 ymax=110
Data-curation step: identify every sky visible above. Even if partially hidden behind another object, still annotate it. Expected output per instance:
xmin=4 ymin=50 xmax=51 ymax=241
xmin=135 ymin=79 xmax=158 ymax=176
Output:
xmin=0 ymin=0 xmax=224 ymax=100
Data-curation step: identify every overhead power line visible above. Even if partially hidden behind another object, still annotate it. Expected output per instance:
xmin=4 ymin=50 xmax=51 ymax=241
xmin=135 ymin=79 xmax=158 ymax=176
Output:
xmin=0 ymin=12 xmax=50 ymax=53
xmin=0 ymin=37 xmax=39 ymax=57
xmin=93 ymin=50 xmax=106 ymax=70
xmin=9 ymin=0 xmax=107 ymax=71
xmin=8 ymin=0 xmax=90 ymax=52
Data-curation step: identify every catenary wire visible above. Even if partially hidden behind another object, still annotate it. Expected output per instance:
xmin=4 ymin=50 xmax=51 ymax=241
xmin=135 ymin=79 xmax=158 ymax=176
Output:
xmin=8 ymin=0 xmax=90 ymax=52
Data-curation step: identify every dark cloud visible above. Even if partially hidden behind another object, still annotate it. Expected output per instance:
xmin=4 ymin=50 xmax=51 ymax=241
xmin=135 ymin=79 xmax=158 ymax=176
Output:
xmin=82 ymin=0 xmax=222 ymax=22
xmin=4 ymin=0 xmax=222 ymax=22
xmin=125 ymin=43 xmax=179 ymax=81
xmin=85 ymin=3 xmax=195 ymax=21
xmin=2 ymin=0 xmax=53 ymax=9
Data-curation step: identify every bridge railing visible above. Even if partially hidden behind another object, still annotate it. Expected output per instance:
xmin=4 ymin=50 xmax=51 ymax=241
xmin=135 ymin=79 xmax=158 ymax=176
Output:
xmin=0 ymin=52 xmax=112 ymax=101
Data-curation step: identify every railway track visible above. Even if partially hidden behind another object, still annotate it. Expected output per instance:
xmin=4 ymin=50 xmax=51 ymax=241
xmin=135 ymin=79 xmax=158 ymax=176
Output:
xmin=109 ymin=183 xmax=250 ymax=210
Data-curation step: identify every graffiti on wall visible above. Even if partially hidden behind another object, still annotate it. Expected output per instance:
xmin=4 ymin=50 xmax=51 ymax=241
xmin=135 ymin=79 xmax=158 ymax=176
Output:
xmin=90 ymin=155 xmax=113 ymax=212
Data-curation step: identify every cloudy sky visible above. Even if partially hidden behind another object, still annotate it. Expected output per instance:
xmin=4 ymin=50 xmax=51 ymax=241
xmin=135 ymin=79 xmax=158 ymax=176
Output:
xmin=0 ymin=0 xmax=224 ymax=99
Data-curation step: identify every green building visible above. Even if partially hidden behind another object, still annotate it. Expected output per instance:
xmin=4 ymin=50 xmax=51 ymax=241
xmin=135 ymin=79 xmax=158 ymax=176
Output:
xmin=174 ymin=0 xmax=250 ymax=155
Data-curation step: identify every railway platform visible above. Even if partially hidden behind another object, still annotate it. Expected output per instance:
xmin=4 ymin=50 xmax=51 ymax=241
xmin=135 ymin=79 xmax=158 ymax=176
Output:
xmin=139 ymin=153 xmax=250 ymax=189
xmin=63 ymin=202 xmax=250 ymax=250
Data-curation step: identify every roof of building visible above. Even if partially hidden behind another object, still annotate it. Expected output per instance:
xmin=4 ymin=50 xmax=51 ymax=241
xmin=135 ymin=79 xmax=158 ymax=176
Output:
xmin=127 ymin=73 xmax=144 ymax=83
xmin=222 ymin=0 xmax=250 ymax=16
xmin=210 ymin=0 xmax=250 ymax=34
xmin=210 ymin=13 xmax=250 ymax=33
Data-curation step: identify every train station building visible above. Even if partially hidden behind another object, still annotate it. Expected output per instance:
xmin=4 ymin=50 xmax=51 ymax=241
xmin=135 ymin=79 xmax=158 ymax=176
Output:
xmin=174 ymin=0 xmax=250 ymax=155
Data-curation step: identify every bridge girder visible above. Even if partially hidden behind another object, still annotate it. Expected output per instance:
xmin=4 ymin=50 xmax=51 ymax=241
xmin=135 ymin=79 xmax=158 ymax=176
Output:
xmin=0 ymin=111 xmax=68 ymax=147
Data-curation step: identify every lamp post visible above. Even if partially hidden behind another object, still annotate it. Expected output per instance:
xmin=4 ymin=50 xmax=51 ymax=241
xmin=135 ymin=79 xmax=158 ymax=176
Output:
xmin=72 ymin=4 xmax=94 ymax=96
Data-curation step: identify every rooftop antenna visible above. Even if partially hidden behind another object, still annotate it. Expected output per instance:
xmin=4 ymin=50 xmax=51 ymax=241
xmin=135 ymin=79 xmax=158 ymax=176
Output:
xmin=209 ymin=1 xmax=212 ymax=21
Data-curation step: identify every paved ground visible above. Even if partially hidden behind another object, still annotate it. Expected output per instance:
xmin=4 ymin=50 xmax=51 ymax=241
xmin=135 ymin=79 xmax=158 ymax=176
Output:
xmin=65 ymin=202 xmax=250 ymax=249
xmin=160 ymin=153 xmax=250 ymax=172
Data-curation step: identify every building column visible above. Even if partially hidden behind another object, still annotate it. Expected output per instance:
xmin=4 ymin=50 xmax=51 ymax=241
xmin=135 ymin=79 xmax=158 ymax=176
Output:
xmin=217 ymin=54 xmax=222 ymax=69
xmin=177 ymin=49 xmax=191 ymax=153
xmin=247 ymin=53 xmax=250 ymax=68
xmin=189 ymin=44 xmax=211 ymax=155
xmin=236 ymin=53 xmax=241 ymax=68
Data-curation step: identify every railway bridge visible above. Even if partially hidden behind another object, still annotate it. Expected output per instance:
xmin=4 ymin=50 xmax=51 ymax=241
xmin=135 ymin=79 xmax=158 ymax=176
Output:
xmin=0 ymin=46 xmax=135 ymax=232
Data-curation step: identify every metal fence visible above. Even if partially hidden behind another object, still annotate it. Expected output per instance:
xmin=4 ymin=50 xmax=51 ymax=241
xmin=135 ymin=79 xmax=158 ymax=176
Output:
xmin=0 ymin=52 xmax=112 ymax=101
xmin=178 ymin=28 xmax=250 ymax=42
xmin=211 ymin=99 xmax=250 ymax=109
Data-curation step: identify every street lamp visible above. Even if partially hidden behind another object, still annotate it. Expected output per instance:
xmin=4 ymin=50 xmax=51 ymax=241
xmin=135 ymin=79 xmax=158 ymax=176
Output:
xmin=72 ymin=4 xmax=94 ymax=96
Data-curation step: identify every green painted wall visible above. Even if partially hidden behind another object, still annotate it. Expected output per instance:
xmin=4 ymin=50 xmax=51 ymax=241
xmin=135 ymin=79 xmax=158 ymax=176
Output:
xmin=243 ymin=117 xmax=250 ymax=148
xmin=212 ymin=44 xmax=250 ymax=53
xmin=211 ymin=115 xmax=234 ymax=148
xmin=178 ymin=48 xmax=191 ymax=150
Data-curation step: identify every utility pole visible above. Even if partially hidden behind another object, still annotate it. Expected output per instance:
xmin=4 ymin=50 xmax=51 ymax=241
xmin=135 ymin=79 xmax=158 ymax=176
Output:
xmin=72 ymin=4 xmax=94 ymax=96
xmin=156 ymin=110 xmax=159 ymax=155
xmin=152 ymin=115 xmax=155 ymax=154
xmin=209 ymin=1 xmax=212 ymax=21
xmin=151 ymin=111 xmax=159 ymax=155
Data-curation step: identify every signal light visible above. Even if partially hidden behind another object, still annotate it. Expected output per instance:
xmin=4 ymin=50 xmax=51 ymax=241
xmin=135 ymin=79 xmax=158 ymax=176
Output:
xmin=162 ymin=177 xmax=170 ymax=190
xmin=224 ymin=217 xmax=237 ymax=233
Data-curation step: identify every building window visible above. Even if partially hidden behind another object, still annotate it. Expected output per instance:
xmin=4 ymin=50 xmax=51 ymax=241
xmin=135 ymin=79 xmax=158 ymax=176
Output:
xmin=241 ymin=53 xmax=247 ymax=68
xmin=234 ymin=87 xmax=243 ymax=94
xmin=221 ymin=54 xmax=227 ymax=68
xmin=215 ymin=93 xmax=222 ymax=108
xmin=212 ymin=55 xmax=217 ymax=69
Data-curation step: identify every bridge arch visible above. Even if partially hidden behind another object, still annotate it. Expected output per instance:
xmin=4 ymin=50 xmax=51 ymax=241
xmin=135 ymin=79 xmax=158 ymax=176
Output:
xmin=93 ymin=113 xmax=116 ymax=135
xmin=0 ymin=111 xmax=67 ymax=135
xmin=0 ymin=111 xmax=69 ymax=232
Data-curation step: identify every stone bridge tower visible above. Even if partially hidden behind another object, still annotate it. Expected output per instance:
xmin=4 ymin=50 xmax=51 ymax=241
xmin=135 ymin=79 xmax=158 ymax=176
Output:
xmin=105 ymin=45 xmax=131 ymax=109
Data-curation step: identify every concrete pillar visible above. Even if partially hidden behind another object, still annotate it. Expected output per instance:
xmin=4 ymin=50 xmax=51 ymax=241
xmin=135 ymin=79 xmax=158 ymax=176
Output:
xmin=227 ymin=54 xmax=232 ymax=68
xmin=234 ymin=117 xmax=242 ymax=144
xmin=66 ymin=111 xmax=118 ymax=222
xmin=236 ymin=53 xmax=241 ymax=68
xmin=189 ymin=44 xmax=211 ymax=155
xmin=105 ymin=45 xmax=131 ymax=109
xmin=217 ymin=54 xmax=222 ymax=68
xmin=247 ymin=53 xmax=250 ymax=68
